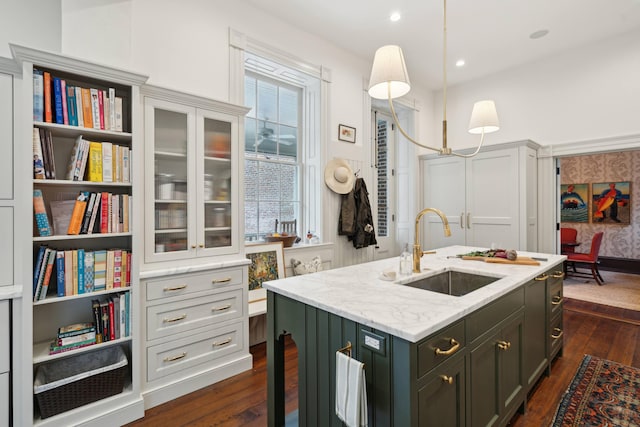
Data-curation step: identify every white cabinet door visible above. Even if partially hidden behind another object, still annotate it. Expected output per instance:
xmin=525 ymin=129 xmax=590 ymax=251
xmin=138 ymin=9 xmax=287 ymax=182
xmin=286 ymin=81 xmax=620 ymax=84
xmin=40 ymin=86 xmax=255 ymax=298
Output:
xmin=0 ymin=73 xmax=12 ymax=200
xmin=466 ymin=148 xmax=520 ymax=249
xmin=422 ymin=156 xmax=466 ymax=249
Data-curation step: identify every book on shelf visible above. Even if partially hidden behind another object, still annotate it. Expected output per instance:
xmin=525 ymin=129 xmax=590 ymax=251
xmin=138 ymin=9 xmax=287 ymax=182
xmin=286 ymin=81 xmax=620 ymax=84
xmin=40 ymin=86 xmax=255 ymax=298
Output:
xmin=98 ymin=89 xmax=105 ymax=130
xmin=71 ymin=249 xmax=78 ymax=295
xmin=87 ymin=141 xmax=103 ymax=182
xmin=92 ymin=300 xmax=103 ymax=343
xmin=123 ymin=292 xmax=130 ymax=336
xmin=33 ymin=69 xmax=44 ymax=122
xmin=43 ymin=71 xmax=52 ymax=123
xmin=79 ymin=192 xmax=97 ymax=234
xmin=49 ymin=199 xmax=75 ymax=236
xmin=37 ymin=248 xmax=57 ymax=301
xmin=100 ymin=300 xmax=110 ymax=342
xmin=53 ymin=77 xmax=64 ymax=125
xmin=78 ymin=138 xmax=90 ymax=181
xmin=113 ymin=249 xmax=123 ymax=288
xmin=125 ymin=251 xmax=131 ymax=286
xmin=109 ymin=88 xmax=116 ymax=131
xmin=77 ymin=248 xmax=85 ymax=294
xmin=32 ymin=246 xmax=47 ymax=297
xmin=114 ymin=96 xmax=123 ymax=132
xmin=90 ymin=88 xmax=101 ymax=130
xmin=100 ymin=192 xmax=110 ymax=233
xmin=57 ymin=331 xmax=96 ymax=346
xmin=55 ymin=250 xmax=65 ymax=297
xmin=39 ymin=127 xmax=56 ymax=179
xmin=67 ymin=191 xmax=90 ymax=235
xmin=64 ymin=249 xmax=73 ymax=296
xmin=103 ymin=90 xmax=111 ymax=131
xmin=93 ymin=250 xmax=107 ymax=291
xmin=81 ymin=87 xmax=93 ymax=128
xmin=122 ymin=147 xmax=130 ymax=183
xmin=106 ymin=249 xmax=115 ymax=290
xmin=87 ymin=192 xmax=101 ymax=234
xmin=32 ymin=128 xmax=45 ymax=179
xmin=61 ymin=79 xmax=69 ymax=125
xmin=84 ymin=250 xmax=95 ymax=293
xmin=66 ymin=83 xmax=78 ymax=126
xmin=102 ymin=142 xmax=113 ymax=182
xmin=65 ymin=135 xmax=83 ymax=180
xmin=112 ymin=295 xmax=120 ymax=339
xmin=33 ymin=189 xmax=52 ymax=237
xmin=75 ymin=86 xmax=84 ymax=127
xmin=58 ymin=322 xmax=95 ymax=338
xmin=33 ymin=247 xmax=53 ymax=301
xmin=49 ymin=338 xmax=96 ymax=355
xmin=108 ymin=298 xmax=116 ymax=341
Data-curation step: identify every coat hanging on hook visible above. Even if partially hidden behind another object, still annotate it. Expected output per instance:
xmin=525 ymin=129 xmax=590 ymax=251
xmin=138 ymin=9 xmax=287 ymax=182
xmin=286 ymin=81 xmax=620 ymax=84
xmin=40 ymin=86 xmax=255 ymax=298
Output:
xmin=339 ymin=177 xmax=377 ymax=249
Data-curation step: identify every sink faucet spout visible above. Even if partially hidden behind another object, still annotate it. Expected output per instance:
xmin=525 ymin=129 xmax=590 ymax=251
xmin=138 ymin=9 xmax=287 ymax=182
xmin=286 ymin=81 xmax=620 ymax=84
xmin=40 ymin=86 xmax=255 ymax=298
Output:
xmin=414 ymin=208 xmax=451 ymax=273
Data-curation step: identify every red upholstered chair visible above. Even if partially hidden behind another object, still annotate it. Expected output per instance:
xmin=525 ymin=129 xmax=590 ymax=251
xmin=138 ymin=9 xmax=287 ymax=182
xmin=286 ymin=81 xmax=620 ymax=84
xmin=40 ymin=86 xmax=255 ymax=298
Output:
xmin=560 ymin=227 xmax=578 ymax=254
xmin=566 ymin=232 xmax=605 ymax=285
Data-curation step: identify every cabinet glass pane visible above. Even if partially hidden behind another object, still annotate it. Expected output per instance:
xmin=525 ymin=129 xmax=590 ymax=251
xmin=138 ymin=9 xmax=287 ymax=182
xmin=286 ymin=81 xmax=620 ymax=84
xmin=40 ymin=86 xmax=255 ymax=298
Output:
xmin=203 ymin=117 xmax=232 ymax=249
xmin=154 ymin=109 xmax=188 ymax=254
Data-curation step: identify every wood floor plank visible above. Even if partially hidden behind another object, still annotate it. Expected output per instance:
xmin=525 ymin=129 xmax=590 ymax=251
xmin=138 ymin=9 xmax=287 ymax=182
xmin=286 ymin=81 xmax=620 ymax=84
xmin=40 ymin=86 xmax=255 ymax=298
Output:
xmin=127 ymin=307 xmax=639 ymax=427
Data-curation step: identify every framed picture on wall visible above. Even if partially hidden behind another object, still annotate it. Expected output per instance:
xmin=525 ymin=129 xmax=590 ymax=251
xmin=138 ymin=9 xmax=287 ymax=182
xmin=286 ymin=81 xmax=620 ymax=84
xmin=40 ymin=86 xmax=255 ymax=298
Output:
xmin=338 ymin=124 xmax=356 ymax=143
xmin=246 ymin=241 xmax=285 ymax=304
xmin=560 ymin=183 xmax=589 ymax=223
xmin=591 ymin=181 xmax=631 ymax=224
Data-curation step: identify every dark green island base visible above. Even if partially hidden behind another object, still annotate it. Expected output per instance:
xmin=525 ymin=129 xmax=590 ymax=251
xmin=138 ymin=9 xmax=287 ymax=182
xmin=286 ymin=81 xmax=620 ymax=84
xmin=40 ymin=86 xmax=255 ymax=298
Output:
xmin=266 ymin=265 xmax=564 ymax=426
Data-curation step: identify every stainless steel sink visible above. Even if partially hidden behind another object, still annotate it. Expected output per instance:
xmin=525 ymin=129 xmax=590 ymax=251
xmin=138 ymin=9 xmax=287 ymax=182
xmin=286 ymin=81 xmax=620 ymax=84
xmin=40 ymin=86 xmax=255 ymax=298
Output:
xmin=400 ymin=270 xmax=499 ymax=296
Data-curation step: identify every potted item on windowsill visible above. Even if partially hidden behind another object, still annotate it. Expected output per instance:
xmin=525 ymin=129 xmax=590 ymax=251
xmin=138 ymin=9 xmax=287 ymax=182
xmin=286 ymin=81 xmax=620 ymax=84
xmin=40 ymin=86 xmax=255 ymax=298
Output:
xmin=264 ymin=232 xmax=298 ymax=248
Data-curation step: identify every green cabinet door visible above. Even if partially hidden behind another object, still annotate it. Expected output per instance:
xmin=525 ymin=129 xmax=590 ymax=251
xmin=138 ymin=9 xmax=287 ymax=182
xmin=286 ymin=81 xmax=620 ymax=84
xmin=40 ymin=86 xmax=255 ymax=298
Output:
xmin=523 ymin=275 xmax=547 ymax=388
xmin=418 ymin=351 xmax=466 ymax=427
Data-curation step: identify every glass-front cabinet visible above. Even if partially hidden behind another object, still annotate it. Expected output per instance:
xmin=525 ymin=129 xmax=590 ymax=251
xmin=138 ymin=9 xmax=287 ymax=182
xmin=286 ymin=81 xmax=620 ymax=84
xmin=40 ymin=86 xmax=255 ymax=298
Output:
xmin=142 ymin=86 xmax=249 ymax=263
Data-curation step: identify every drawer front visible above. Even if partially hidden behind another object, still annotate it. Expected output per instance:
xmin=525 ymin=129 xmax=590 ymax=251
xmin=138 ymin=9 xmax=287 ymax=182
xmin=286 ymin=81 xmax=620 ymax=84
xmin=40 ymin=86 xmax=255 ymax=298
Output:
xmin=549 ymin=278 xmax=563 ymax=318
xmin=147 ymin=321 xmax=244 ymax=381
xmin=0 ymin=301 xmax=8 ymax=373
xmin=418 ymin=320 xmax=465 ymax=378
xmin=147 ymin=289 xmax=243 ymax=340
xmin=549 ymin=313 xmax=563 ymax=360
xmin=467 ymin=288 xmax=524 ymax=342
xmin=145 ymin=267 xmax=243 ymax=302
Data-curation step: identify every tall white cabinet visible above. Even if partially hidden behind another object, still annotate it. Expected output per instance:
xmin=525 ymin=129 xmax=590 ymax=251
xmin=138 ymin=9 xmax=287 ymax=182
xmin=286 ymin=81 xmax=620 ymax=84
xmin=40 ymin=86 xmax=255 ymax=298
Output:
xmin=12 ymin=44 xmax=147 ymax=426
xmin=420 ymin=141 xmax=539 ymax=251
xmin=138 ymin=85 xmax=252 ymax=408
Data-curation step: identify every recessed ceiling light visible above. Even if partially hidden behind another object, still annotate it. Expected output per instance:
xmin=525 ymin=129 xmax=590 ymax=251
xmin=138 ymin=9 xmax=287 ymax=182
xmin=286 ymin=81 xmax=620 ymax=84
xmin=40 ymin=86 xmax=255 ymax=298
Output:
xmin=530 ymin=29 xmax=549 ymax=40
xmin=390 ymin=12 xmax=401 ymax=22
xmin=455 ymin=59 xmax=465 ymax=67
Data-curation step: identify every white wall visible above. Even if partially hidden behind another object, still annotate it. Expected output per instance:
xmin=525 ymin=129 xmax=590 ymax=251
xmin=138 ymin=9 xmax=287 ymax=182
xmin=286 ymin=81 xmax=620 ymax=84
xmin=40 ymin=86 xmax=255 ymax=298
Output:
xmin=438 ymin=28 xmax=640 ymax=150
xmin=0 ymin=0 xmax=61 ymax=57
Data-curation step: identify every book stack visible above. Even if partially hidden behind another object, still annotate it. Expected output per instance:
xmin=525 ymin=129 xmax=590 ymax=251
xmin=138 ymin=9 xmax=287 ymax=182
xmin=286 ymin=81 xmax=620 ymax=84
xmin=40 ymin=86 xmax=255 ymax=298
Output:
xmin=33 ymin=69 xmax=124 ymax=132
xmin=62 ymin=135 xmax=131 ymax=183
xmin=33 ymin=245 xmax=132 ymax=299
xmin=49 ymin=322 xmax=97 ymax=355
xmin=92 ymin=292 xmax=130 ymax=343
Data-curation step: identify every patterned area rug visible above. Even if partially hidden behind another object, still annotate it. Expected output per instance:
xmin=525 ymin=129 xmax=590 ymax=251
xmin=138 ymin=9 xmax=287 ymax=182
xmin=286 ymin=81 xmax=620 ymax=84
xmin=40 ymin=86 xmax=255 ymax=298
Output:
xmin=551 ymin=354 xmax=640 ymax=427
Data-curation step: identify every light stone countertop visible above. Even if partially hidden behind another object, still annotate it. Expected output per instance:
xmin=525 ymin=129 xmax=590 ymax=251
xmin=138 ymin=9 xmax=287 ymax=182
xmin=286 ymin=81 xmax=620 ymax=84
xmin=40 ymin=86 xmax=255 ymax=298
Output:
xmin=263 ymin=245 xmax=565 ymax=343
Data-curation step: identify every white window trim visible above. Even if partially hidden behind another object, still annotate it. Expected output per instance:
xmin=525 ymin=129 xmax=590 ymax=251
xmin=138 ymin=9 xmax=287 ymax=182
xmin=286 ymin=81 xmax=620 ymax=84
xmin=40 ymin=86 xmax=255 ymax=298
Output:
xmin=229 ymin=28 xmax=330 ymax=241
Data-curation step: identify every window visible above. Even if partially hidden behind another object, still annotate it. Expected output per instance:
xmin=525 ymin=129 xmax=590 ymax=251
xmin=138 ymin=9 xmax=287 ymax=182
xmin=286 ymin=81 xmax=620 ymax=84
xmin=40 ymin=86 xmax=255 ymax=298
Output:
xmin=244 ymin=52 xmax=319 ymax=241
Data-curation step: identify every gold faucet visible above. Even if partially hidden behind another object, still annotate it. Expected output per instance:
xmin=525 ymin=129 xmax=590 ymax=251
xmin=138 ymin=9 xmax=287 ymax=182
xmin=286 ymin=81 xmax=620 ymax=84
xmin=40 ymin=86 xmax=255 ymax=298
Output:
xmin=414 ymin=208 xmax=451 ymax=272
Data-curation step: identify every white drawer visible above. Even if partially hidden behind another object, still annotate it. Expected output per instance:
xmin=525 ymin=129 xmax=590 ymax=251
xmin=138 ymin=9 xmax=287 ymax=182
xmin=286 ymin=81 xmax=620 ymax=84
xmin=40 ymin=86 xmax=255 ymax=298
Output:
xmin=145 ymin=268 xmax=244 ymax=302
xmin=0 ymin=301 xmax=8 ymax=373
xmin=147 ymin=289 xmax=243 ymax=340
xmin=147 ymin=321 xmax=244 ymax=382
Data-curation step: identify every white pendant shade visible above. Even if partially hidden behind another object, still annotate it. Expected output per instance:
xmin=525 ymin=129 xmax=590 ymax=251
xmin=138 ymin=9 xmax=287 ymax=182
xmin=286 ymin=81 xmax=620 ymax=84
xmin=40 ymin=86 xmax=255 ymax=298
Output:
xmin=368 ymin=45 xmax=411 ymax=100
xmin=468 ymin=100 xmax=500 ymax=134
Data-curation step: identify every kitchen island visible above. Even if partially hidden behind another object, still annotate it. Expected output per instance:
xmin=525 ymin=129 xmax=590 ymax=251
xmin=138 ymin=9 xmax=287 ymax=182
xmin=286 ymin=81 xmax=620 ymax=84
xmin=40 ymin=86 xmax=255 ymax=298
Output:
xmin=264 ymin=245 xmax=565 ymax=426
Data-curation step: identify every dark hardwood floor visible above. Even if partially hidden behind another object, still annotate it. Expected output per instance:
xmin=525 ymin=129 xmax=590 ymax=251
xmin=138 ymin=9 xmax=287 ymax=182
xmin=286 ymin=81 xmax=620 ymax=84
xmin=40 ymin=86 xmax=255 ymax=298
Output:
xmin=126 ymin=300 xmax=640 ymax=427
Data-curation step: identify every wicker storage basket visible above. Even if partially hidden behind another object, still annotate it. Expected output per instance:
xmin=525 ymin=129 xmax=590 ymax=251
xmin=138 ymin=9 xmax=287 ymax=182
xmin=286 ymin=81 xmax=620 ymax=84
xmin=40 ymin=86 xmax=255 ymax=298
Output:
xmin=34 ymin=346 xmax=128 ymax=419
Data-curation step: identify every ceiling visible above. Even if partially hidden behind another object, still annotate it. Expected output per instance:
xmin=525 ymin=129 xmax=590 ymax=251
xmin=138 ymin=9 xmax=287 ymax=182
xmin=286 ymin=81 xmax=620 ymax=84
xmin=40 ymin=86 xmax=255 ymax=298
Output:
xmin=245 ymin=0 xmax=640 ymax=90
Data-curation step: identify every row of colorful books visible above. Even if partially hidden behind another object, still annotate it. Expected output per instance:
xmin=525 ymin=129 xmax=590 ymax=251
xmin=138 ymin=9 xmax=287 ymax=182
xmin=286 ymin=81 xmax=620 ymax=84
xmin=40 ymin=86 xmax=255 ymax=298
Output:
xmin=65 ymin=136 xmax=131 ymax=183
xmin=49 ymin=292 xmax=130 ymax=355
xmin=33 ymin=246 xmax=132 ymax=301
xmin=33 ymin=189 xmax=132 ymax=237
xmin=33 ymin=69 xmax=124 ymax=132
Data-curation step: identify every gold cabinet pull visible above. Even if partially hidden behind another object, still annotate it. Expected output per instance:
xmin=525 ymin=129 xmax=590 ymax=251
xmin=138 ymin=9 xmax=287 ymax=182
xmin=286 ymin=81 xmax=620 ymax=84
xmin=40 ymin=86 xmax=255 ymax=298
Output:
xmin=497 ymin=340 xmax=511 ymax=350
xmin=466 ymin=213 xmax=471 ymax=229
xmin=191 ymin=245 xmax=196 ymax=249
xmin=212 ymin=304 xmax=232 ymax=312
xmin=551 ymin=328 xmax=564 ymax=339
xmin=163 ymin=352 xmax=186 ymax=362
xmin=434 ymin=338 xmax=461 ymax=356
xmin=460 ymin=213 xmax=464 ymax=229
xmin=163 ymin=284 xmax=187 ymax=292
xmin=213 ymin=337 xmax=232 ymax=347
xmin=552 ymin=271 xmax=565 ymax=278
xmin=441 ymin=375 xmax=454 ymax=384
xmin=163 ymin=314 xmax=187 ymax=323
xmin=212 ymin=277 xmax=232 ymax=284
xmin=535 ymin=274 xmax=549 ymax=281
xmin=199 ymin=243 xmax=204 ymax=248
xmin=551 ymin=295 xmax=563 ymax=305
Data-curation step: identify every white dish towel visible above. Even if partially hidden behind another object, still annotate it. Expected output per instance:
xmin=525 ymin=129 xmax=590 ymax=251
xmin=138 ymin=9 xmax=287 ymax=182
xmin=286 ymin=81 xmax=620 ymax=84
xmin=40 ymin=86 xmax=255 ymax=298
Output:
xmin=335 ymin=351 xmax=368 ymax=427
